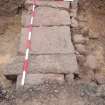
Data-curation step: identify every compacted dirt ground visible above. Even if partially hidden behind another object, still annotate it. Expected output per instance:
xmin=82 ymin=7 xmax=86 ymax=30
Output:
xmin=0 ymin=0 xmax=105 ymax=105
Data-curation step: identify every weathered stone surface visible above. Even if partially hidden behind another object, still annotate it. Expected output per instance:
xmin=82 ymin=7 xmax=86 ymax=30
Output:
xmin=22 ymin=7 xmax=70 ymax=26
xmin=4 ymin=54 xmax=78 ymax=77
xmin=19 ymin=26 xmax=74 ymax=54
xmin=25 ymin=0 xmax=70 ymax=9
xmin=16 ymin=74 xmax=64 ymax=89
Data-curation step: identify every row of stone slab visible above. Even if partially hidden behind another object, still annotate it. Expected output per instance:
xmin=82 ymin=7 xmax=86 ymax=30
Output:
xmin=4 ymin=0 xmax=79 ymax=90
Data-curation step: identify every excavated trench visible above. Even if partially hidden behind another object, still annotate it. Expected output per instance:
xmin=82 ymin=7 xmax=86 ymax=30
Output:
xmin=0 ymin=0 xmax=105 ymax=105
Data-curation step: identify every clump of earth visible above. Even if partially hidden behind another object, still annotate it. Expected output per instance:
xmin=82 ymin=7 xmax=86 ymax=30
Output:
xmin=0 ymin=0 xmax=24 ymax=16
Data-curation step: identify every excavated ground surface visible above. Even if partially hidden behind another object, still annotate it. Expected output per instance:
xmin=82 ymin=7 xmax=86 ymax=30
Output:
xmin=0 ymin=15 xmax=21 ymax=105
xmin=78 ymin=0 xmax=105 ymax=82
xmin=0 ymin=0 xmax=105 ymax=105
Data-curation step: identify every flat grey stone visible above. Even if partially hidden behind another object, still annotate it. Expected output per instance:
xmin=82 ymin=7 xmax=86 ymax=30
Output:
xmin=22 ymin=7 xmax=70 ymax=26
xmin=4 ymin=54 xmax=78 ymax=77
xmin=16 ymin=74 xmax=64 ymax=89
xmin=19 ymin=26 xmax=74 ymax=54
xmin=25 ymin=0 xmax=70 ymax=9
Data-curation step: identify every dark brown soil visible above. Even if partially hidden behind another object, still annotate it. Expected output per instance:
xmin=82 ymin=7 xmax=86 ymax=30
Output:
xmin=0 ymin=0 xmax=24 ymax=16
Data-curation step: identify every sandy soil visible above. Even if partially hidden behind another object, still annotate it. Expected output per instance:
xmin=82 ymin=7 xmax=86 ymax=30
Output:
xmin=87 ymin=10 xmax=105 ymax=74
xmin=0 ymin=15 xmax=21 ymax=88
xmin=79 ymin=0 xmax=105 ymax=79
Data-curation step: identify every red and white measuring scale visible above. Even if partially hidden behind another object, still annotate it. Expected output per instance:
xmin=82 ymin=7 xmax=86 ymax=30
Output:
xmin=21 ymin=0 xmax=36 ymax=86
xmin=21 ymin=0 xmax=74 ymax=86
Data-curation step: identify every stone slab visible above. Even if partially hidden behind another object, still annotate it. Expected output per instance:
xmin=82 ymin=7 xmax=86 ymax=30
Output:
xmin=4 ymin=54 xmax=78 ymax=78
xmin=25 ymin=0 xmax=70 ymax=9
xmin=19 ymin=26 xmax=74 ymax=54
xmin=16 ymin=74 xmax=64 ymax=89
xmin=22 ymin=7 xmax=70 ymax=26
